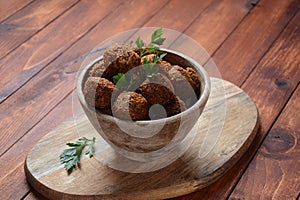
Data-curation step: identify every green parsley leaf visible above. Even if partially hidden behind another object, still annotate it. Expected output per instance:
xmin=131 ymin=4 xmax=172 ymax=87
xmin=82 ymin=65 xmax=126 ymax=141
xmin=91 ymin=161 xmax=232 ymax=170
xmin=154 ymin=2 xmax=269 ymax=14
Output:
xmin=134 ymin=28 xmax=166 ymax=58
xmin=143 ymin=58 xmax=149 ymax=64
xmin=159 ymin=53 xmax=167 ymax=60
xmin=113 ymin=72 xmax=134 ymax=91
xmin=60 ymin=137 xmax=96 ymax=173
xmin=152 ymin=37 xmax=166 ymax=46
xmin=135 ymin=36 xmax=144 ymax=49
xmin=151 ymin=27 xmax=163 ymax=42
xmin=85 ymin=137 xmax=95 ymax=157
xmin=113 ymin=73 xmax=125 ymax=84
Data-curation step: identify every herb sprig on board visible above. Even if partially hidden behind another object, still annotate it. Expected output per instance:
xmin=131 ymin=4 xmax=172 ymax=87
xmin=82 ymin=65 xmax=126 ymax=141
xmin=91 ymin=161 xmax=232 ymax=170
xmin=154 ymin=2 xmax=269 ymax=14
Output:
xmin=60 ymin=137 xmax=96 ymax=172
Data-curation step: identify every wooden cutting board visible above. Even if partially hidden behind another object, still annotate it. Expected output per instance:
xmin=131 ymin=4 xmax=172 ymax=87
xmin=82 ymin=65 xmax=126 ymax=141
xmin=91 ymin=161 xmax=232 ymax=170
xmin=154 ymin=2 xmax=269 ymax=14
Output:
xmin=25 ymin=78 xmax=259 ymax=199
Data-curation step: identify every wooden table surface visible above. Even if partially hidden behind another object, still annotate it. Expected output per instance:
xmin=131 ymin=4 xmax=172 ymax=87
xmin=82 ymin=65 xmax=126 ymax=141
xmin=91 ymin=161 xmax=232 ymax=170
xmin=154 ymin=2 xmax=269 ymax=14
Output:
xmin=0 ymin=0 xmax=299 ymax=199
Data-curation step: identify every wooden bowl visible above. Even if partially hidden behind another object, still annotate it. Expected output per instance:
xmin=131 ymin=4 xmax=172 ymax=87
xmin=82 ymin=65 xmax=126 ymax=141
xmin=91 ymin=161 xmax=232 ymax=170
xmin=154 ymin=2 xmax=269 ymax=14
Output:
xmin=76 ymin=49 xmax=211 ymax=161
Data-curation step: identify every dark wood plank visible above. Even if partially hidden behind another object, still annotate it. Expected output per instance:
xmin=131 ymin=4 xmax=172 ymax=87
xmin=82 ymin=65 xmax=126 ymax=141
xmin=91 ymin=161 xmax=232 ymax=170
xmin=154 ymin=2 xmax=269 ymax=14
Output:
xmin=0 ymin=0 xmax=79 ymax=60
xmin=0 ymin=0 xmax=217 ymax=158
xmin=177 ymin=9 xmax=300 ymax=200
xmin=0 ymin=95 xmax=76 ymax=200
xmin=230 ymin=85 xmax=300 ymax=199
xmin=0 ymin=0 xmax=122 ymax=104
xmin=205 ymin=0 xmax=300 ymax=85
xmin=1 ymin=0 xmax=298 ymax=198
xmin=143 ymin=0 xmax=213 ymax=30
xmin=0 ymin=0 xmax=33 ymax=22
xmin=24 ymin=191 xmax=47 ymax=200
xmin=48 ymin=0 xmax=213 ymax=75
xmin=0 ymin=1 xmax=169 ymax=198
xmin=0 ymin=0 xmax=257 ymax=199
xmin=170 ymin=0 xmax=257 ymax=65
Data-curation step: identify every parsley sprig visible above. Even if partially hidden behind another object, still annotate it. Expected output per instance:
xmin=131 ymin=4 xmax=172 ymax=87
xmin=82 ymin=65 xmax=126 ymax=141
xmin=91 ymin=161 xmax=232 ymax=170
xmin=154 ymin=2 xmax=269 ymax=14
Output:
xmin=136 ymin=28 xmax=167 ymax=78
xmin=112 ymin=28 xmax=167 ymax=89
xmin=60 ymin=137 xmax=96 ymax=172
xmin=135 ymin=27 xmax=166 ymax=58
xmin=113 ymin=72 xmax=134 ymax=90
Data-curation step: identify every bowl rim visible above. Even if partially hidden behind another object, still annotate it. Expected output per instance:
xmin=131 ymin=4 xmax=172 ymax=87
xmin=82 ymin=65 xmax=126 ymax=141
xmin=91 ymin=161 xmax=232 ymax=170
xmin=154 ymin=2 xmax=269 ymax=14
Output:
xmin=76 ymin=48 xmax=211 ymax=124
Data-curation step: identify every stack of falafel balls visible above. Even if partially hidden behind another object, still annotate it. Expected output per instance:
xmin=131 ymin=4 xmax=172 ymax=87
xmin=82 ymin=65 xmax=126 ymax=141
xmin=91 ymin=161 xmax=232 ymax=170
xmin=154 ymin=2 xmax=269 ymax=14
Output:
xmin=83 ymin=44 xmax=201 ymax=121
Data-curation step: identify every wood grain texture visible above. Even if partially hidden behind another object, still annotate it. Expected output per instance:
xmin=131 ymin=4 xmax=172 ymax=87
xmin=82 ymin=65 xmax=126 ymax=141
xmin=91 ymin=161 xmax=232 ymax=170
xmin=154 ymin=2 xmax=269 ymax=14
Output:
xmin=1 ymin=1 xmax=258 ymax=198
xmin=25 ymin=78 xmax=258 ymax=200
xmin=0 ymin=0 xmax=33 ymax=22
xmin=176 ymin=8 xmax=300 ymax=200
xmin=205 ymin=0 xmax=300 ymax=85
xmin=0 ymin=0 xmax=79 ymax=60
xmin=143 ymin=0 xmax=213 ymax=30
xmin=230 ymin=86 xmax=300 ymax=200
xmin=24 ymin=191 xmax=47 ymax=200
xmin=51 ymin=0 xmax=212 ymax=75
xmin=0 ymin=0 xmax=298 ymax=199
xmin=0 ymin=0 xmax=123 ymax=156
xmin=0 ymin=0 xmax=253 ymax=159
xmin=0 ymin=1 xmax=168 ymax=198
xmin=0 ymin=0 xmax=122 ymax=104
xmin=0 ymin=0 xmax=211 ymax=174
xmin=170 ymin=0 xmax=253 ymax=65
xmin=228 ymin=11 xmax=300 ymax=199
xmin=0 ymin=95 xmax=78 ymax=200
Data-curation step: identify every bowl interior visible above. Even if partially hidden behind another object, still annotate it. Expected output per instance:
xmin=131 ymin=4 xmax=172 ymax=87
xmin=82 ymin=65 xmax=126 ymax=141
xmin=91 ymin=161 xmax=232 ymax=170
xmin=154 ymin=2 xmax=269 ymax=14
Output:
xmin=76 ymin=48 xmax=211 ymax=124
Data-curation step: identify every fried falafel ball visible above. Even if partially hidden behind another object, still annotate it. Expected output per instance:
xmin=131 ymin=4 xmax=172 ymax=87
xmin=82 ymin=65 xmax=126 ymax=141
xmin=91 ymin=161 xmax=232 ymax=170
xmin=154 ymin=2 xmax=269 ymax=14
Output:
xmin=103 ymin=44 xmax=141 ymax=80
xmin=168 ymin=65 xmax=200 ymax=100
xmin=137 ymin=73 xmax=174 ymax=105
xmin=186 ymin=67 xmax=201 ymax=92
xmin=164 ymin=95 xmax=187 ymax=117
xmin=112 ymin=91 xmax=149 ymax=121
xmin=83 ymin=77 xmax=117 ymax=109
xmin=89 ymin=60 xmax=106 ymax=77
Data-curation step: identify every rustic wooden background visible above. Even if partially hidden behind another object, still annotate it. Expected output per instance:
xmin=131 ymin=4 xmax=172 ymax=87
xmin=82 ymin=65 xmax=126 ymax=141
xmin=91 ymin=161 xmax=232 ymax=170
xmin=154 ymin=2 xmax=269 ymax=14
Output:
xmin=0 ymin=0 xmax=299 ymax=199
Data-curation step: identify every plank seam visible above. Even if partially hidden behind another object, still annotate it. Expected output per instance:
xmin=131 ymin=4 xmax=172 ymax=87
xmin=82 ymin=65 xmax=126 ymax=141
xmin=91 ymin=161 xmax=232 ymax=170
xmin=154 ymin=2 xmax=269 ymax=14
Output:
xmin=20 ymin=190 xmax=31 ymax=200
xmin=226 ymin=82 xmax=299 ymax=199
xmin=0 ymin=0 xmax=81 ymax=61
xmin=180 ymin=0 xmax=217 ymax=34
xmin=203 ymin=0 xmax=261 ymax=66
xmin=0 ymin=89 xmax=73 ymax=158
xmin=0 ymin=0 xmax=35 ymax=24
xmin=226 ymin=8 xmax=300 ymax=198
xmin=0 ymin=0 xmax=126 ymax=105
xmin=227 ymin=82 xmax=300 ymax=199
xmin=0 ymin=0 xmax=170 ymax=157
xmin=239 ymin=9 xmax=300 ymax=87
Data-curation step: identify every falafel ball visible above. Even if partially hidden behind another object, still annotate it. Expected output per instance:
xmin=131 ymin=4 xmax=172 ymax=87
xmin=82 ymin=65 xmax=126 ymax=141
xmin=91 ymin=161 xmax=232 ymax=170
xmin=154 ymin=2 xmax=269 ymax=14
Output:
xmin=103 ymin=44 xmax=141 ymax=80
xmin=137 ymin=73 xmax=174 ymax=105
xmin=83 ymin=77 xmax=117 ymax=109
xmin=112 ymin=91 xmax=149 ymax=121
xmin=164 ymin=95 xmax=187 ymax=117
xmin=141 ymin=54 xmax=156 ymax=64
xmin=159 ymin=60 xmax=172 ymax=72
xmin=89 ymin=60 xmax=106 ymax=77
xmin=185 ymin=67 xmax=201 ymax=91
xmin=168 ymin=65 xmax=200 ymax=100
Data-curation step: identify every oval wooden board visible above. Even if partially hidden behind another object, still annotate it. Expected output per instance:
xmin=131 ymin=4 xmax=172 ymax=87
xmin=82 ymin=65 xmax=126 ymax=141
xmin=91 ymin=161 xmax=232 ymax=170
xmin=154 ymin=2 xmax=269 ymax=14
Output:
xmin=25 ymin=78 xmax=259 ymax=200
